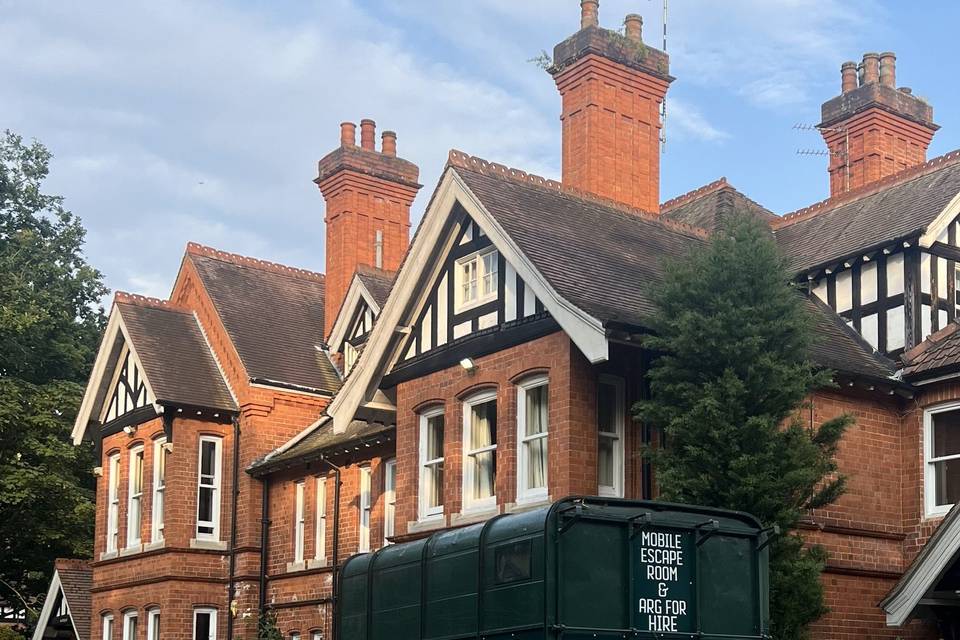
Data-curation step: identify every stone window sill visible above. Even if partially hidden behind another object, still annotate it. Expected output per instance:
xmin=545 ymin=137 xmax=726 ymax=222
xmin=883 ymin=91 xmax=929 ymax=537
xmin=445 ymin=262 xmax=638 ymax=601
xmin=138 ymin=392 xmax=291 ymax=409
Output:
xmin=119 ymin=543 xmax=143 ymax=557
xmin=307 ymin=558 xmax=329 ymax=570
xmin=190 ymin=538 xmax=228 ymax=551
xmin=99 ymin=551 xmax=118 ymax=561
xmin=450 ymin=508 xmax=499 ymax=527
xmin=286 ymin=561 xmax=307 ymax=573
xmin=143 ymin=540 xmax=165 ymax=552
xmin=408 ymin=516 xmax=446 ymax=534
xmin=505 ymin=496 xmax=552 ymax=514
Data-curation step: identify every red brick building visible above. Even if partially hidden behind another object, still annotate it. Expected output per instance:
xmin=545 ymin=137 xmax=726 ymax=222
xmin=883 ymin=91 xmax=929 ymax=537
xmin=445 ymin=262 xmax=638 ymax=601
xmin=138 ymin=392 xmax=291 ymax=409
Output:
xmin=38 ymin=2 xmax=960 ymax=639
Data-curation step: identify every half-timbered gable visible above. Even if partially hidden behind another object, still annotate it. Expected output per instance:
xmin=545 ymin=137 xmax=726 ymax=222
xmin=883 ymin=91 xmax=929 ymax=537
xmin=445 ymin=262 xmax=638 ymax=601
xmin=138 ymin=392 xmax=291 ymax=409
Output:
xmin=395 ymin=214 xmax=548 ymax=366
xmin=30 ymin=559 xmax=91 ymax=640
xmin=328 ymin=265 xmax=395 ymax=374
xmin=71 ymin=294 xmax=238 ymax=445
xmin=775 ymin=151 xmax=960 ymax=356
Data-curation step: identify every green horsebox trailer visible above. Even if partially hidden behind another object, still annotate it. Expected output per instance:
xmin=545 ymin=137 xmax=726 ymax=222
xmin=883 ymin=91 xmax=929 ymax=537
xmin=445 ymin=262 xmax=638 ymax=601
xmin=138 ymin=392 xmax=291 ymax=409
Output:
xmin=338 ymin=497 xmax=772 ymax=640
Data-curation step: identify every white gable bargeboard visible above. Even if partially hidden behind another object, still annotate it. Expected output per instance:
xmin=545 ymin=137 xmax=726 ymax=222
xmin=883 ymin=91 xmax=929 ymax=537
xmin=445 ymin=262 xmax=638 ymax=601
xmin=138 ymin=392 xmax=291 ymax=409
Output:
xmin=326 ymin=167 xmax=608 ymax=433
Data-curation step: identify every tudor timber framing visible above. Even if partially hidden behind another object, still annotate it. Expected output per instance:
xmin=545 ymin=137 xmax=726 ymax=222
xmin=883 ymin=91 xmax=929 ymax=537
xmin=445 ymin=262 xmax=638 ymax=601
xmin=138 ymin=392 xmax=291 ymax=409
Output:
xmin=326 ymin=167 xmax=609 ymax=433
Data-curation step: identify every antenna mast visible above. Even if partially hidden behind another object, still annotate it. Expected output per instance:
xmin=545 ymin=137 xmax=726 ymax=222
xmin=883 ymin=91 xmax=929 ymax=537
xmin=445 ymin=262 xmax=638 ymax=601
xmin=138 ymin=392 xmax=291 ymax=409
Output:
xmin=794 ymin=123 xmax=851 ymax=192
xmin=659 ymin=0 xmax=668 ymax=151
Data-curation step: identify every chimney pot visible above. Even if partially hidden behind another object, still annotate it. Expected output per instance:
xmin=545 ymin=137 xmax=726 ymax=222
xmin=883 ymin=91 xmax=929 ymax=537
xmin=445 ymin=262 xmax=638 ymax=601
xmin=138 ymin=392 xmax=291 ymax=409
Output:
xmin=841 ymin=61 xmax=858 ymax=93
xmin=381 ymin=131 xmax=397 ymax=157
xmin=340 ymin=122 xmax=356 ymax=147
xmin=624 ymin=14 xmax=642 ymax=43
xmin=360 ymin=119 xmax=376 ymax=151
xmin=880 ymin=51 xmax=896 ymax=88
xmin=900 ymin=86 xmax=912 ymax=94
xmin=862 ymin=52 xmax=880 ymax=85
xmin=580 ymin=0 xmax=599 ymax=29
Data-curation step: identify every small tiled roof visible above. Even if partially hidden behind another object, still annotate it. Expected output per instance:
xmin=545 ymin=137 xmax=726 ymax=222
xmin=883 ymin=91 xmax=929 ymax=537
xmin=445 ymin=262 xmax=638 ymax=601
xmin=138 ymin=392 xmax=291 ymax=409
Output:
xmin=773 ymin=150 xmax=960 ymax=273
xmin=902 ymin=321 xmax=960 ymax=380
xmin=186 ymin=244 xmax=341 ymax=394
xmin=116 ymin=296 xmax=237 ymax=411
xmin=250 ymin=416 xmax=394 ymax=475
xmin=55 ymin=559 xmax=91 ymax=640
xmin=804 ymin=295 xmax=899 ymax=381
xmin=355 ymin=265 xmax=395 ymax=308
xmin=661 ymin=178 xmax=777 ymax=232
xmin=449 ymin=152 xmax=706 ymax=327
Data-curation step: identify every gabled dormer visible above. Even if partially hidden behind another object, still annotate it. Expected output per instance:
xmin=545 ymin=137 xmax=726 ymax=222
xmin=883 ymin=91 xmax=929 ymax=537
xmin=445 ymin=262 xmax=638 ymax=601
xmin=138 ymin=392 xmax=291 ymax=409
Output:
xmin=328 ymin=265 xmax=395 ymax=374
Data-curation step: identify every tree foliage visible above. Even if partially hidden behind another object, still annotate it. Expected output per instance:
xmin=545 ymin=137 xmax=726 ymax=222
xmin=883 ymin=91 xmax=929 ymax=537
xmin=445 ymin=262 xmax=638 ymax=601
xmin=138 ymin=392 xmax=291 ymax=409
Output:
xmin=635 ymin=211 xmax=852 ymax=640
xmin=0 ymin=130 xmax=106 ymax=619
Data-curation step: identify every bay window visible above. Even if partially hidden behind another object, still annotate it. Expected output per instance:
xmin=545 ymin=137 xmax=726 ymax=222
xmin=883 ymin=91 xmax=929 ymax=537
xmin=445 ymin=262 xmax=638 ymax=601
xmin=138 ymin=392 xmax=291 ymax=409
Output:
xmin=418 ymin=408 xmax=445 ymax=520
xmin=196 ymin=436 xmax=223 ymax=540
xmin=926 ymin=402 xmax=960 ymax=517
xmin=517 ymin=376 xmax=548 ymax=502
xmin=462 ymin=391 xmax=498 ymax=511
xmin=358 ymin=465 xmax=371 ymax=552
xmin=597 ymin=376 xmax=625 ymax=498
xmin=106 ymin=453 xmax=120 ymax=554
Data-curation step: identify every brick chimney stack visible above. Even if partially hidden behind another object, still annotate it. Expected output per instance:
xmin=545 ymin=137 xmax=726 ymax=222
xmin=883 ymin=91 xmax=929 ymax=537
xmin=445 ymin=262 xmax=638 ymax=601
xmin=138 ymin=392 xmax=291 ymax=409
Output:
xmin=821 ymin=52 xmax=938 ymax=196
xmin=549 ymin=1 xmax=673 ymax=214
xmin=316 ymin=120 xmax=421 ymax=339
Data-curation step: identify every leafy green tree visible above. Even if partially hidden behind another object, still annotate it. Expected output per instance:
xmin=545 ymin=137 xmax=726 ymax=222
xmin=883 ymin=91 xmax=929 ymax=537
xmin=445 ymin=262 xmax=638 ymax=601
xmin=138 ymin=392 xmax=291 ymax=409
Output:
xmin=257 ymin=611 xmax=284 ymax=640
xmin=0 ymin=130 xmax=106 ymax=620
xmin=635 ymin=211 xmax=852 ymax=640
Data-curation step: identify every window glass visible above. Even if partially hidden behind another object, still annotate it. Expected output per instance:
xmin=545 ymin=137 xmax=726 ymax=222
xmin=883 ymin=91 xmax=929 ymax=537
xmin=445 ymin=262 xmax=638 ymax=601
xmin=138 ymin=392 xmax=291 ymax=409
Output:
xmin=153 ymin=438 xmax=166 ymax=541
xmin=127 ymin=446 xmax=144 ymax=547
xmin=358 ymin=466 xmax=371 ymax=552
xmin=931 ymin=410 xmax=960 ymax=509
xmin=597 ymin=378 xmax=624 ymax=497
xmin=122 ymin=612 xmax=137 ymax=640
xmin=494 ymin=540 xmax=532 ymax=584
xmin=194 ymin=609 xmax=216 ymax=640
xmin=147 ymin=609 xmax=160 ymax=640
xmin=466 ymin=398 xmax=497 ymax=504
xmin=197 ymin=438 xmax=221 ymax=538
xmin=384 ymin=460 xmax=396 ymax=544
xmin=294 ymin=480 xmax=306 ymax=563
xmin=456 ymin=249 xmax=499 ymax=310
xmin=518 ymin=380 xmax=548 ymax=498
xmin=107 ymin=454 xmax=121 ymax=553
xmin=315 ymin=477 xmax=327 ymax=561
xmin=102 ymin=615 xmax=114 ymax=640
xmin=420 ymin=411 xmax=445 ymax=518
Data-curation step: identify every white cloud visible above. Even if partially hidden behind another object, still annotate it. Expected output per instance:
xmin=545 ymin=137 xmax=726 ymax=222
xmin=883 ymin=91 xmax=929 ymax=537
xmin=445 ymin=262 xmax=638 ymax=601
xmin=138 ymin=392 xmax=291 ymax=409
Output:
xmin=667 ymin=99 xmax=730 ymax=142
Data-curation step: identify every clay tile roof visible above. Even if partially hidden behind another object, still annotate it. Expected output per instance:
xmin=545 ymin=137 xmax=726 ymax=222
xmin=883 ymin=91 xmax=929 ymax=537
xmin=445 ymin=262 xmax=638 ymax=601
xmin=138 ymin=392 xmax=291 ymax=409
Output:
xmin=249 ymin=415 xmax=395 ymax=475
xmin=115 ymin=294 xmax=237 ymax=412
xmin=185 ymin=243 xmax=341 ymax=394
xmin=773 ymin=149 xmax=960 ymax=273
xmin=354 ymin=264 xmax=395 ymax=308
xmin=55 ymin=558 xmax=91 ymax=640
xmin=804 ymin=295 xmax=899 ymax=381
xmin=902 ymin=321 xmax=960 ymax=379
xmin=661 ymin=178 xmax=777 ymax=232
xmin=447 ymin=150 xmax=706 ymax=327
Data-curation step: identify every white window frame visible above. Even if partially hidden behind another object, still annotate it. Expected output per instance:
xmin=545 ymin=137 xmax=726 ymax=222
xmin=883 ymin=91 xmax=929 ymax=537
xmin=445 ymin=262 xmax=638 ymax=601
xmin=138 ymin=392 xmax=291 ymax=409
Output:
xmin=462 ymin=390 xmax=498 ymax=512
xmin=384 ymin=459 xmax=396 ymax=545
xmin=358 ymin=465 xmax=371 ymax=552
xmin=106 ymin=453 xmax=121 ymax=554
xmin=315 ymin=477 xmax=327 ymax=563
xmin=193 ymin=608 xmax=217 ymax=640
xmin=152 ymin=437 xmax=166 ymax=543
xmin=102 ymin=613 xmax=114 ymax=640
xmin=454 ymin=247 xmax=498 ymax=312
xmin=291 ymin=632 xmax=301 ymax=640
xmin=311 ymin=632 xmax=323 ymax=640
xmin=147 ymin=608 xmax=160 ymax=640
xmin=196 ymin=436 xmax=223 ymax=541
xmin=122 ymin=610 xmax=137 ymax=640
xmin=344 ymin=342 xmax=359 ymax=373
xmin=293 ymin=480 xmax=306 ymax=563
xmin=925 ymin=401 xmax=960 ymax=518
xmin=127 ymin=445 xmax=145 ymax=548
xmin=597 ymin=375 xmax=625 ymax=498
xmin=418 ymin=408 xmax=445 ymax=520
xmin=516 ymin=375 xmax=549 ymax=503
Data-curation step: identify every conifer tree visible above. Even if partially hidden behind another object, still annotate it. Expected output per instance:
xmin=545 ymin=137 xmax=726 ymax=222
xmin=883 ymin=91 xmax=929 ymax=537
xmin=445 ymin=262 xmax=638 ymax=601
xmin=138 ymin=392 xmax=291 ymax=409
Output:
xmin=635 ymin=211 xmax=852 ymax=640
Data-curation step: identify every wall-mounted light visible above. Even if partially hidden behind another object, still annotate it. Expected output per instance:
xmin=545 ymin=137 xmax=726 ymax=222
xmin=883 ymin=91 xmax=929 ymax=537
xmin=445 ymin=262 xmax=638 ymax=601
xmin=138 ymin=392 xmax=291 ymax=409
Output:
xmin=92 ymin=466 xmax=103 ymax=477
xmin=123 ymin=425 xmax=138 ymax=436
xmin=162 ymin=442 xmax=174 ymax=454
xmin=460 ymin=357 xmax=476 ymax=373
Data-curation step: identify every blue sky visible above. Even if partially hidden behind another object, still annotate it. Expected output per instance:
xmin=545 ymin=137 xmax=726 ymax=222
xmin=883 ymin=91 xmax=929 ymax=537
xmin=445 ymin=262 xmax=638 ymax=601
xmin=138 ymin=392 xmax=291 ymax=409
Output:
xmin=3 ymin=0 xmax=959 ymax=301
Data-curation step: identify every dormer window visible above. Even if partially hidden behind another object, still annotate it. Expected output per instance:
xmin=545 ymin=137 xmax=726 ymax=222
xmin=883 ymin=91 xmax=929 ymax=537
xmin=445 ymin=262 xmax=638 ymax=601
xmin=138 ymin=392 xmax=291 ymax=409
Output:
xmin=344 ymin=342 xmax=359 ymax=373
xmin=455 ymin=248 xmax=498 ymax=312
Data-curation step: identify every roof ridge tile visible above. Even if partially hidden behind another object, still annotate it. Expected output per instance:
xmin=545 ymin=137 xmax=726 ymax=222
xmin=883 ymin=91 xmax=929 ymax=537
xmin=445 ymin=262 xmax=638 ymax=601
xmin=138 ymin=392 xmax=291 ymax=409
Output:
xmin=447 ymin=149 xmax=709 ymax=239
xmin=185 ymin=242 xmax=326 ymax=283
xmin=114 ymin=291 xmax=183 ymax=311
xmin=660 ymin=177 xmax=729 ymax=212
xmin=773 ymin=148 xmax=960 ymax=229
